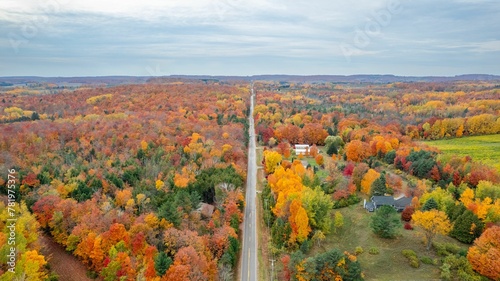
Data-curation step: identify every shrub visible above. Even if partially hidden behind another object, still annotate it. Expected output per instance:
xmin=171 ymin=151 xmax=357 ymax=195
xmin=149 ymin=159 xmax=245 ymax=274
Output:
xmin=402 ymin=250 xmax=420 ymax=268
xmin=47 ymin=273 xmax=59 ymax=281
xmin=404 ymin=222 xmax=413 ymax=230
xmin=332 ymin=194 xmax=360 ymax=209
xmin=441 ymin=254 xmax=481 ymax=281
xmin=433 ymin=242 xmax=463 ymax=257
xmin=420 ymin=256 xmax=434 ymax=265
xmin=355 ymin=246 xmax=364 ymax=255
xmin=402 ymin=249 xmax=417 ymax=259
xmin=444 ymin=243 xmax=461 ymax=255
xmin=432 ymin=242 xmax=448 ymax=257
xmin=409 ymin=257 xmax=420 ymax=268
xmin=368 ymin=247 xmax=380 ymax=255
xmin=401 ymin=206 xmax=415 ymax=222
xmin=440 ymin=263 xmax=452 ymax=280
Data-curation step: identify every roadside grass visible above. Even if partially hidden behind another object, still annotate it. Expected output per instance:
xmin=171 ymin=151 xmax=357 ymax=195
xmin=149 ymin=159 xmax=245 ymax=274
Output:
xmin=256 ymin=147 xmax=264 ymax=169
xmin=425 ymin=134 xmax=500 ymax=172
xmin=309 ymin=204 xmax=468 ymax=281
xmin=256 ymin=146 xmax=271 ymax=281
xmin=256 ymin=192 xmax=270 ymax=281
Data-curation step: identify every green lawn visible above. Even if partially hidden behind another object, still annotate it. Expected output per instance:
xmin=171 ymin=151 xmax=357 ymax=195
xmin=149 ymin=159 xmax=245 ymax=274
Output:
xmin=309 ymin=204 xmax=468 ymax=281
xmin=425 ymin=134 xmax=500 ymax=172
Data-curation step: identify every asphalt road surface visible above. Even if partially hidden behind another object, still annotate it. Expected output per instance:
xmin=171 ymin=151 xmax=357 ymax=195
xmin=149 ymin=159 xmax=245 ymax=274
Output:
xmin=240 ymin=85 xmax=258 ymax=281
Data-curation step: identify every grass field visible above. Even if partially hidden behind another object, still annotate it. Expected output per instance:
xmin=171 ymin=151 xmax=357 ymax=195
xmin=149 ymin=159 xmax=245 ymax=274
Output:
xmin=425 ymin=134 xmax=500 ymax=172
xmin=308 ymin=204 xmax=468 ymax=281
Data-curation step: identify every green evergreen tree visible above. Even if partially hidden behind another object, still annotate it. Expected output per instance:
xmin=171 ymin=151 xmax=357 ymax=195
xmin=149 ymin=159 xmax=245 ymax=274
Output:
xmin=450 ymin=210 xmax=484 ymax=244
xmin=31 ymin=111 xmax=40 ymax=120
xmin=446 ymin=202 xmax=466 ymax=222
xmin=422 ymin=197 xmax=439 ymax=211
xmin=370 ymin=205 xmax=402 ymax=238
xmin=326 ymin=143 xmax=338 ymax=156
xmin=158 ymin=199 xmax=181 ymax=227
xmin=154 ymin=252 xmax=172 ymax=276
xmin=384 ymin=150 xmax=396 ymax=164
xmin=220 ymin=236 xmax=240 ymax=268
xmin=370 ymin=172 xmax=387 ymax=196
xmin=271 ymin=217 xmax=292 ymax=248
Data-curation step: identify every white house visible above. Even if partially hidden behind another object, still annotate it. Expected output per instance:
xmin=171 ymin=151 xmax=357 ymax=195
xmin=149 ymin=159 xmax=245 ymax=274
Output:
xmin=294 ymin=144 xmax=310 ymax=155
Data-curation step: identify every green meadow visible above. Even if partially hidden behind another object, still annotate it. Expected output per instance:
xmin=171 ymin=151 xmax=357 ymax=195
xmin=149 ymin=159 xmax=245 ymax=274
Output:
xmin=425 ymin=134 xmax=500 ymax=172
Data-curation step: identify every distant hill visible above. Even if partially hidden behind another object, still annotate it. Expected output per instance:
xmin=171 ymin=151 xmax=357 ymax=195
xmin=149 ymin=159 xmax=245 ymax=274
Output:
xmin=0 ymin=76 xmax=150 ymax=86
xmin=1 ymin=74 xmax=499 ymax=86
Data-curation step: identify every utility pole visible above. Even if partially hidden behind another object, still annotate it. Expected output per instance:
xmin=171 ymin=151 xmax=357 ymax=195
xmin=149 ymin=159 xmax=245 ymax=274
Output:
xmin=269 ymin=258 xmax=276 ymax=281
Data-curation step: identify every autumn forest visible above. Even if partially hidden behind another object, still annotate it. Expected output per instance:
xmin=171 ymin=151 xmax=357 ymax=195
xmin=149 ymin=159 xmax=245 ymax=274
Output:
xmin=0 ymin=78 xmax=500 ymax=281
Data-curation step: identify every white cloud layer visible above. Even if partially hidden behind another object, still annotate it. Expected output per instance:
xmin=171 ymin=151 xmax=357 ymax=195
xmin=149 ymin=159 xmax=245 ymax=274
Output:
xmin=0 ymin=0 xmax=499 ymax=76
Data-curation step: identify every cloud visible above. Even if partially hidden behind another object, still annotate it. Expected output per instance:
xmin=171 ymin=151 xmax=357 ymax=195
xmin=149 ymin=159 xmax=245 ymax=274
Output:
xmin=0 ymin=0 xmax=499 ymax=76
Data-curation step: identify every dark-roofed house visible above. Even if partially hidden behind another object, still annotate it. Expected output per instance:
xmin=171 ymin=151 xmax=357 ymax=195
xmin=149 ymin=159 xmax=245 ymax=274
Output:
xmin=365 ymin=201 xmax=376 ymax=212
xmin=394 ymin=195 xmax=412 ymax=212
xmin=364 ymin=195 xmax=411 ymax=212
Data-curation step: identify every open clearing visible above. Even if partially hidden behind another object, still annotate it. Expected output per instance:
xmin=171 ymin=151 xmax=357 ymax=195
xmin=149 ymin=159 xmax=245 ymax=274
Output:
xmin=425 ymin=134 xmax=500 ymax=172
xmin=308 ymin=204 xmax=468 ymax=281
xmin=39 ymin=234 xmax=93 ymax=281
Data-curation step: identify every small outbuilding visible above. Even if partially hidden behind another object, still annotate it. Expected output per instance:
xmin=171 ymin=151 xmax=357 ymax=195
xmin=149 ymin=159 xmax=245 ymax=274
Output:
xmin=294 ymin=144 xmax=310 ymax=155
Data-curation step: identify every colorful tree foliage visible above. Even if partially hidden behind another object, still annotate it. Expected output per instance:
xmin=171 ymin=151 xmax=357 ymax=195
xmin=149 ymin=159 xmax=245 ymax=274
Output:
xmin=412 ymin=210 xmax=452 ymax=250
xmin=467 ymin=226 xmax=500 ymax=280
xmin=0 ymin=82 xmax=251 ymax=279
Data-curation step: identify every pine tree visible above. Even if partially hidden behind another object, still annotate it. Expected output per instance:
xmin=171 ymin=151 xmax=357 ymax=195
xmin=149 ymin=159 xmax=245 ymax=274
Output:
xmin=422 ymin=197 xmax=439 ymax=211
xmin=450 ymin=210 xmax=484 ymax=244
xmin=370 ymin=205 xmax=401 ymax=238
xmin=155 ymin=251 xmax=173 ymax=276
xmin=446 ymin=202 xmax=466 ymax=222
xmin=326 ymin=143 xmax=338 ymax=156
xmin=370 ymin=172 xmax=387 ymax=196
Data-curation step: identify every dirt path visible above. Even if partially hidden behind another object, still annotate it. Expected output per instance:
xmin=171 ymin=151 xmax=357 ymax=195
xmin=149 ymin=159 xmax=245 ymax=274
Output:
xmin=39 ymin=234 xmax=94 ymax=281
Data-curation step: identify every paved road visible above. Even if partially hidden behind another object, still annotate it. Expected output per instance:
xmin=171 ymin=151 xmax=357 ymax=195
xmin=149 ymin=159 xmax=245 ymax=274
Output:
xmin=241 ymin=85 xmax=258 ymax=281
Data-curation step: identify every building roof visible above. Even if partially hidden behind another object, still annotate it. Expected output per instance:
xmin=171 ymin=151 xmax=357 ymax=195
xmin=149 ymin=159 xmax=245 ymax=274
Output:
xmin=294 ymin=144 xmax=310 ymax=148
xmin=371 ymin=196 xmax=395 ymax=206
xmin=394 ymin=196 xmax=412 ymax=208
xmin=365 ymin=202 xmax=375 ymax=210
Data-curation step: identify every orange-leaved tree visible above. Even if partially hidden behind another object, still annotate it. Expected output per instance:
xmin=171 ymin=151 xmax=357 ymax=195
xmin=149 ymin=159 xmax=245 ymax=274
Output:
xmin=288 ymin=198 xmax=311 ymax=243
xmin=345 ymin=140 xmax=370 ymax=162
xmin=315 ymin=154 xmax=324 ymax=166
xmin=467 ymin=225 xmax=500 ymax=280
xmin=361 ymin=169 xmax=380 ymax=195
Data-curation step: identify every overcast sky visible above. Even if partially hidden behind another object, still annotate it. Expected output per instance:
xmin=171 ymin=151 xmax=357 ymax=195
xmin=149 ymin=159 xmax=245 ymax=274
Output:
xmin=0 ymin=0 xmax=499 ymax=76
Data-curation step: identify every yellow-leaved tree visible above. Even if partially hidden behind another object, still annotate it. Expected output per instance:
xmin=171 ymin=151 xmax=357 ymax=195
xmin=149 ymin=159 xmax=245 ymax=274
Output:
xmin=0 ymin=202 xmax=48 ymax=281
xmin=17 ymin=250 xmax=48 ymax=281
xmin=460 ymin=187 xmax=475 ymax=207
xmin=412 ymin=210 xmax=452 ymax=250
xmin=264 ymin=150 xmax=282 ymax=174
xmin=288 ymin=199 xmax=311 ymax=243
